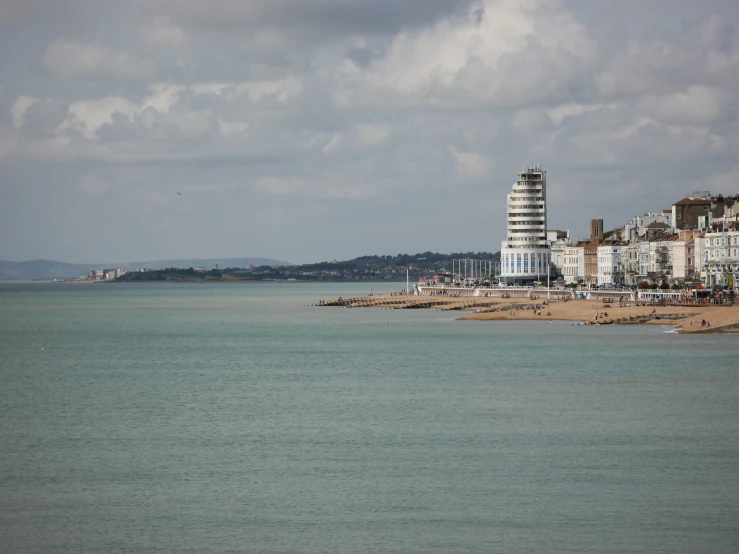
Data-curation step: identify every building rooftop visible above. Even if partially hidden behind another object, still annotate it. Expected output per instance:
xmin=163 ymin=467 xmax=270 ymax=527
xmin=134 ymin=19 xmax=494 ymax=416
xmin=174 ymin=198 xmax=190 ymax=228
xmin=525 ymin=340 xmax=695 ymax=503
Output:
xmin=674 ymin=197 xmax=712 ymax=206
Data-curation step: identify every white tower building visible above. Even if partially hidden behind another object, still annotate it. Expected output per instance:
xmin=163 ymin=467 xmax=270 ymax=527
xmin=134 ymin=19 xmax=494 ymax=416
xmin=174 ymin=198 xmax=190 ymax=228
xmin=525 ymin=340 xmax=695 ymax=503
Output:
xmin=500 ymin=165 xmax=550 ymax=280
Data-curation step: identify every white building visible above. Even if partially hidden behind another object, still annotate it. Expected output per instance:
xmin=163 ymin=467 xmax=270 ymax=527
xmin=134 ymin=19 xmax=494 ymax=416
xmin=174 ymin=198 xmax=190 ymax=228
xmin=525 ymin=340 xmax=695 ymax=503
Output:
xmin=622 ymin=212 xmax=673 ymax=241
xmin=563 ymin=245 xmax=580 ymax=285
xmin=671 ymin=230 xmax=702 ymax=282
xmin=548 ymin=230 xmax=571 ymax=278
xmin=701 ymin=229 xmax=739 ymax=287
xmin=500 ymin=165 xmax=550 ymax=280
xmin=577 ymin=247 xmax=586 ymax=284
xmin=597 ymin=243 xmax=625 ymax=285
xmin=637 ymin=242 xmax=651 ymax=278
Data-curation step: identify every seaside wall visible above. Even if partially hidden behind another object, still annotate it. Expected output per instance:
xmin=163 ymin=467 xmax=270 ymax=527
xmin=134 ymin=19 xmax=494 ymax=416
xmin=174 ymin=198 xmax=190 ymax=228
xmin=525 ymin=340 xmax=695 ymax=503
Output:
xmin=416 ymin=286 xmax=575 ymax=300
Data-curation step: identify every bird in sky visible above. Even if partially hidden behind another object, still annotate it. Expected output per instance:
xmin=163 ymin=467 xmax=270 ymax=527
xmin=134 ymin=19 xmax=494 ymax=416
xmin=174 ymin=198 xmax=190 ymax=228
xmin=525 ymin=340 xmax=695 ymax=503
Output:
xmin=176 ymin=192 xmax=182 ymax=196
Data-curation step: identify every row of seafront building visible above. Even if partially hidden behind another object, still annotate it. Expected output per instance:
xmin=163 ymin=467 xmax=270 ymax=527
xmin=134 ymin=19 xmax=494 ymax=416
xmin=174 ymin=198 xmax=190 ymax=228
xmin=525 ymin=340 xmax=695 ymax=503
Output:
xmin=87 ymin=268 xmax=129 ymax=280
xmin=488 ymin=165 xmax=738 ymax=289
xmin=86 ymin=267 xmax=207 ymax=280
xmin=552 ymin=202 xmax=739 ymax=289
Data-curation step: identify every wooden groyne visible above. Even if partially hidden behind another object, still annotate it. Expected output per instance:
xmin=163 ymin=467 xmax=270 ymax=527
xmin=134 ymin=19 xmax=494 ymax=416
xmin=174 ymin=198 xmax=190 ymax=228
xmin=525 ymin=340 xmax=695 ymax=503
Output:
xmin=612 ymin=312 xmax=699 ymax=324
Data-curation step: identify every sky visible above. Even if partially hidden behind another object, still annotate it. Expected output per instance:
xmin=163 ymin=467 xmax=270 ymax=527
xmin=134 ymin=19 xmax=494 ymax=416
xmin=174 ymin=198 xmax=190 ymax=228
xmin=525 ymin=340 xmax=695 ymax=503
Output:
xmin=1 ymin=0 xmax=738 ymax=265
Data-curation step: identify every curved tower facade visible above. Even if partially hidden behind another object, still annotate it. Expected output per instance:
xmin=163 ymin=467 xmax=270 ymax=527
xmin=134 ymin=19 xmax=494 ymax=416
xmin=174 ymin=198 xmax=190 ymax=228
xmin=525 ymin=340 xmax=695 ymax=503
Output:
xmin=500 ymin=165 xmax=550 ymax=280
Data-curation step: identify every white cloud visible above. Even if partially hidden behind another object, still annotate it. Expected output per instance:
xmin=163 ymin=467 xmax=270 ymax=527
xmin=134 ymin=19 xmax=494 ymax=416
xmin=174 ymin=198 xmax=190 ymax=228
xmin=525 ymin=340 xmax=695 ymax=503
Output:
xmin=451 ymin=148 xmax=491 ymax=181
xmin=335 ymin=0 xmax=599 ymax=108
xmin=218 ymin=119 xmax=248 ymax=135
xmin=143 ymin=83 xmax=185 ymax=113
xmin=353 ymin=122 xmax=392 ymax=147
xmin=235 ymin=78 xmax=305 ymax=103
xmin=545 ymin=102 xmax=624 ymax=125
xmin=322 ymin=133 xmax=343 ymax=155
xmin=77 ymin=173 xmax=111 ymax=196
xmin=641 ymin=85 xmax=732 ymax=125
xmin=42 ymin=38 xmax=156 ymax=79
xmin=10 ymin=95 xmax=39 ymax=129
xmin=48 ymin=76 xmax=302 ymax=143
xmin=65 ymin=96 xmax=138 ymax=137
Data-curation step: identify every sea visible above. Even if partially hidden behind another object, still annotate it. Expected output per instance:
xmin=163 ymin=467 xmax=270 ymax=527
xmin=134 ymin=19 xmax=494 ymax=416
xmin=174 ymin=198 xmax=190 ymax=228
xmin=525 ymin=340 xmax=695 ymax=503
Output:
xmin=1 ymin=282 xmax=737 ymax=554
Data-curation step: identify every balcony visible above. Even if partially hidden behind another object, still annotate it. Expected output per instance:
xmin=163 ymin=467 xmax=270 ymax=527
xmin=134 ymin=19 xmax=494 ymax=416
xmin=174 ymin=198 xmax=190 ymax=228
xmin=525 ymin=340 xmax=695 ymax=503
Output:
xmin=507 ymin=239 xmax=550 ymax=247
xmin=508 ymin=214 xmax=544 ymax=225
xmin=509 ymin=202 xmax=545 ymax=209
xmin=508 ymin=225 xmax=546 ymax=230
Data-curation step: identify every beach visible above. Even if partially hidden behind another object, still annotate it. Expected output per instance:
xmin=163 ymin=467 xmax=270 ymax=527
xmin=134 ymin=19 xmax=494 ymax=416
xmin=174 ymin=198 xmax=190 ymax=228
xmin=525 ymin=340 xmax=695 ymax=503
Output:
xmin=323 ymin=293 xmax=739 ymax=334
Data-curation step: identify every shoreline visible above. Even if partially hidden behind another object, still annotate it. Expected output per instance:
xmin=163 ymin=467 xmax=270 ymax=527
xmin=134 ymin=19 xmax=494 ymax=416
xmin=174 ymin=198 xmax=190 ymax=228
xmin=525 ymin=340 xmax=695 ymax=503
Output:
xmin=321 ymin=293 xmax=739 ymax=334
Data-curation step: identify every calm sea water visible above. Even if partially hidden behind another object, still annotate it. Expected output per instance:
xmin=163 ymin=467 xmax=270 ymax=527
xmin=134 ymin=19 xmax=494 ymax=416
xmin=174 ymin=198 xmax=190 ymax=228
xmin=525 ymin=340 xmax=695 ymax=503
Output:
xmin=1 ymin=282 xmax=738 ymax=553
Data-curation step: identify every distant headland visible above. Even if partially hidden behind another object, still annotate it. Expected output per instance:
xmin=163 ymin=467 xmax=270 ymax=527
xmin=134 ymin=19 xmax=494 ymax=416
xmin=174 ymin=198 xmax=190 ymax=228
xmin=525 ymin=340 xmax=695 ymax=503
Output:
xmin=0 ymin=252 xmax=499 ymax=282
xmin=0 ymin=257 xmax=291 ymax=281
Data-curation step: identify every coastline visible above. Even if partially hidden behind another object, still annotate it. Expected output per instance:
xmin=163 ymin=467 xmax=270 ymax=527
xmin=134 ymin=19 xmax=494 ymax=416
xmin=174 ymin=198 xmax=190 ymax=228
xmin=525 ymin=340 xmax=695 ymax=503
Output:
xmin=321 ymin=293 xmax=739 ymax=334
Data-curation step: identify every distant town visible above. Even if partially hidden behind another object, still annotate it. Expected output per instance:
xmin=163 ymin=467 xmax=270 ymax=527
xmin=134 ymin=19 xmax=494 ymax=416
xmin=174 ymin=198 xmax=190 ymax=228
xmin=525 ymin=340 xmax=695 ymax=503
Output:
xmin=86 ymin=252 xmax=499 ymax=284
xmin=79 ymin=166 xmax=738 ymax=293
xmin=492 ymin=165 xmax=737 ymax=292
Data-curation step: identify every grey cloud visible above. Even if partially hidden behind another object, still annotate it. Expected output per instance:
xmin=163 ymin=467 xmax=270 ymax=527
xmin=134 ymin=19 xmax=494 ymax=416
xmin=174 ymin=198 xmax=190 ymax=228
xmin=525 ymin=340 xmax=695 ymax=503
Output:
xmin=0 ymin=0 xmax=97 ymax=27
xmin=344 ymin=46 xmax=384 ymax=68
xmin=42 ymin=38 xmax=156 ymax=79
xmin=143 ymin=0 xmax=474 ymax=37
xmin=20 ymin=99 xmax=67 ymax=138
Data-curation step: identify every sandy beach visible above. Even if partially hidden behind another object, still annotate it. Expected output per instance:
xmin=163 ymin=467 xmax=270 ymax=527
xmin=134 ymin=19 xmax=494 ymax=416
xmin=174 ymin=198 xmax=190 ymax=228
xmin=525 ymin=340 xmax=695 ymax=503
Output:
xmin=325 ymin=293 xmax=739 ymax=334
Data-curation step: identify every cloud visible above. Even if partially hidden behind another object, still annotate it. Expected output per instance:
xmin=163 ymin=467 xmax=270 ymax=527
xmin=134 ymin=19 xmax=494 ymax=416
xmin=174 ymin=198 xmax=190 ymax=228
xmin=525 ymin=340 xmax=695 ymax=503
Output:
xmin=18 ymin=99 xmax=68 ymax=139
xmin=0 ymin=0 xmax=98 ymax=27
xmin=3 ymin=0 xmax=739 ymax=264
xmin=254 ymin=176 xmax=376 ymax=199
xmin=335 ymin=0 xmax=599 ymax=108
xmin=142 ymin=0 xmax=474 ymax=43
xmin=140 ymin=18 xmax=187 ymax=46
xmin=10 ymin=95 xmax=39 ymax=129
xmin=353 ymin=122 xmax=392 ymax=147
xmin=451 ymin=149 xmax=491 ymax=181
xmin=640 ymin=85 xmax=732 ymax=125
xmin=320 ymin=123 xmax=392 ymax=155
xmin=42 ymin=38 xmax=156 ymax=79
xmin=321 ymin=133 xmax=343 ymax=155
xmin=77 ymin=173 xmax=111 ymax=196
xmin=64 ymin=96 xmax=139 ymax=137
xmin=33 ymin=76 xmax=302 ymax=148
xmin=693 ymin=166 xmax=739 ymax=195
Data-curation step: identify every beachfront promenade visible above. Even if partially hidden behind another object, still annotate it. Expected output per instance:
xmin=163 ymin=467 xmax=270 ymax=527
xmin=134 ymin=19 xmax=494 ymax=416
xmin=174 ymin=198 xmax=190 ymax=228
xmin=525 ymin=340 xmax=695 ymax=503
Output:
xmin=415 ymin=285 xmax=577 ymax=300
